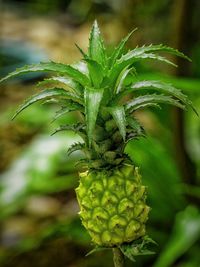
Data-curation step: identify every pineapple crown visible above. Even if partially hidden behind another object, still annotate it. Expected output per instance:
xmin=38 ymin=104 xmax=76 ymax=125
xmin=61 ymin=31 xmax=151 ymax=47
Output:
xmin=0 ymin=21 xmax=196 ymax=168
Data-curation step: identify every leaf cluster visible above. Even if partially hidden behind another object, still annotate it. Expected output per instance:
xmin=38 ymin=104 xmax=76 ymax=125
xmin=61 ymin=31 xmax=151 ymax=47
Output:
xmin=0 ymin=20 xmax=195 ymax=153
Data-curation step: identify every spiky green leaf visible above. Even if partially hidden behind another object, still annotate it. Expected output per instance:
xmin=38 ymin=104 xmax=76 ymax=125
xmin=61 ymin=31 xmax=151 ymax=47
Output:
xmin=75 ymin=43 xmax=88 ymax=59
xmin=85 ymin=59 xmax=104 ymax=88
xmin=119 ymin=52 xmax=177 ymax=67
xmin=12 ymin=88 xmax=82 ymax=120
xmin=110 ymin=44 xmax=190 ymax=86
xmin=126 ymin=94 xmax=185 ymax=113
xmin=119 ymin=44 xmax=191 ymax=63
xmin=52 ymin=107 xmax=71 ymax=122
xmin=88 ymin=20 xmax=106 ymax=66
xmin=109 ymin=53 xmax=177 ymax=87
xmin=86 ymin=247 xmax=109 ymax=256
xmin=109 ymin=28 xmax=137 ymax=67
xmin=0 ymin=62 xmax=90 ymax=87
xmin=131 ymin=80 xmax=197 ymax=114
xmin=115 ymin=66 xmax=136 ymax=94
xmin=51 ymin=122 xmax=85 ymax=137
xmin=120 ymin=235 xmax=156 ymax=262
xmin=109 ymin=106 xmax=126 ymax=141
xmin=127 ymin=116 xmax=145 ymax=136
xmin=52 ymin=102 xmax=83 ymax=122
xmin=84 ymin=87 xmax=104 ymax=146
xmin=132 ymin=80 xmax=187 ymax=101
xmin=67 ymin=142 xmax=85 ymax=155
xmin=115 ymin=80 xmax=193 ymax=107
xmin=37 ymin=76 xmax=82 ymax=95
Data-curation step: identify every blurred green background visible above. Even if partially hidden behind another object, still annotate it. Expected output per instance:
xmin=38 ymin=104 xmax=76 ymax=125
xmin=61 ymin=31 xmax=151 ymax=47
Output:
xmin=0 ymin=0 xmax=200 ymax=266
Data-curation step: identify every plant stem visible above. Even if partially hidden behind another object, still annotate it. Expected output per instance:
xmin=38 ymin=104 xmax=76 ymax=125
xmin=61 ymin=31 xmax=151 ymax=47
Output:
xmin=113 ymin=248 xmax=125 ymax=267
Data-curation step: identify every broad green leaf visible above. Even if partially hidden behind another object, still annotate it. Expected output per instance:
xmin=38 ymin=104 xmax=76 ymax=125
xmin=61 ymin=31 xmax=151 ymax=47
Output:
xmin=12 ymin=88 xmax=82 ymax=120
xmin=84 ymin=87 xmax=104 ymax=146
xmin=119 ymin=44 xmax=191 ymax=63
xmin=109 ymin=106 xmax=126 ymax=141
xmin=85 ymin=59 xmax=104 ymax=88
xmin=0 ymin=62 xmax=90 ymax=87
xmin=154 ymin=206 xmax=200 ymax=267
xmin=109 ymin=28 xmax=137 ymax=67
xmin=88 ymin=20 xmax=106 ymax=66
xmin=37 ymin=76 xmax=82 ymax=95
xmin=125 ymin=94 xmax=185 ymax=113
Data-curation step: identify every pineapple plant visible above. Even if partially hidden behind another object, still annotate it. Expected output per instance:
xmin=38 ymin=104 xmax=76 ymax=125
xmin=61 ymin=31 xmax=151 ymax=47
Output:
xmin=0 ymin=21 xmax=195 ymax=266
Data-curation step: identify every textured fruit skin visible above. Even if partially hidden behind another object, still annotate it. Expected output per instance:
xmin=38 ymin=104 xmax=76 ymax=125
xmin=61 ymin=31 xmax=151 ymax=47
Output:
xmin=76 ymin=164 xmax=150 ymax=247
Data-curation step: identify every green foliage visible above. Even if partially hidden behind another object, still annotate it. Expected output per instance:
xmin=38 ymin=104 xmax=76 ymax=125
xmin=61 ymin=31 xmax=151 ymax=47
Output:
xmin=85 ymin=59 xmax=104 ymax=88
xmin=12 ymin=88 xmax=83 ymax=120
xmin=131 ymin=80 xmax=197 ymax=114
xmin=0 ymin=21 xmax=194 ymax=158
xmin=125 ymin=94 xmax=185 ymax=113
xmin=109 ymin=28 xmax=137 ymax=67
xmin=154 ymin=206 xmax=200 ymax=267
xmin=84 ymin=87 xmax=104 ymax=146
xmin=126 ymin=117 xmax=145 ymax=138
xmin=37 ymin=76 xmax=82 ymax=95
xmin=88 ymin=20 xmax=106 ymax=66
xmin=119 ymin=44 xmax=191 ymax=63
xmin=120 ymin=235 xmax=156 ymax=262
xmin=115 ymin=66 xmax=135 ymax=94
xmin=0 ymin=61 xmax=90 ymax=86
xmin=67 ymin=142 xmax=85 ymax=156
xmin=0 ymin=133 xmax=82 ymax=220
xmin=108 ymin=106 xmax=126 ymax=141
xmin=52 ymin=103 xmax=83 ymax=122
xmin=51 ymin=122 xmax=85 ymax=138
xmin=116 ymin=80 xmax=192 ymax=106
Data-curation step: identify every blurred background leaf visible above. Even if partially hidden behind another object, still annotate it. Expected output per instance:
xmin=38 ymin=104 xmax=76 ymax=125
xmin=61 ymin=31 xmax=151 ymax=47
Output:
xmin=154 ymin=206 xmax=200 ymax=267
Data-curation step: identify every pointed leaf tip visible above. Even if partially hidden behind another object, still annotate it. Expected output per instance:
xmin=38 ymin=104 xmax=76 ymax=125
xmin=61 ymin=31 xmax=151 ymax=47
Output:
xmin=109 ymin=27 xmax=138 ymax=67
xmin=75 ymin=43 xmax=87 ymax=59
xmin=93 ymin=19 xmax=99 ymax=29
xmin=12 ymin=88 xmax=80 ymax=120
xmin=0 ymin=62 xmax=90 ymax=87
xmin=130 ymin=80 xmax=197 ymax=114
xmin=89 ymin=20 xmax=106 ymax=66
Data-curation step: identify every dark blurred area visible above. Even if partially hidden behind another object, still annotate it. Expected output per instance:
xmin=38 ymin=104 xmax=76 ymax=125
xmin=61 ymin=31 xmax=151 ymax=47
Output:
xmin=0 ymin=0 xmax=200 ymax=267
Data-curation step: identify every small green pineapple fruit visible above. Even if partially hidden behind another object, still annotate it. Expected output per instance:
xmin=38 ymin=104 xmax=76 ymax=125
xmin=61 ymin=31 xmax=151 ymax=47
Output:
xmin=0 ymin=20 xmax=194 ymax=254
xmin=76 ymin=164 xmax=149 ymax=247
